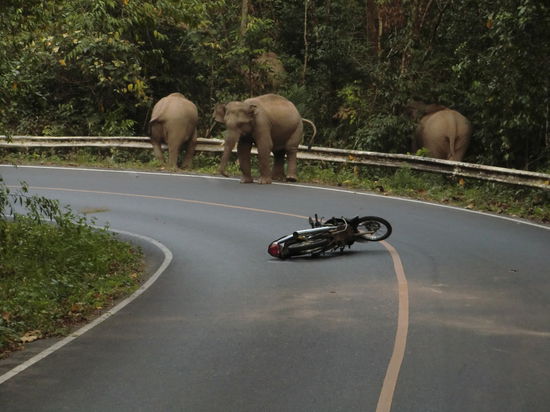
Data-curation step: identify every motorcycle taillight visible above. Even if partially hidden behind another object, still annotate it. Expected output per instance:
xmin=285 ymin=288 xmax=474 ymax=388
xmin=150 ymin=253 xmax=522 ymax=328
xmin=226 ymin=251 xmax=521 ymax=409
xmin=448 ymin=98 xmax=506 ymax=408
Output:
xmin=268 ymin=242 xmax=281 ymax=257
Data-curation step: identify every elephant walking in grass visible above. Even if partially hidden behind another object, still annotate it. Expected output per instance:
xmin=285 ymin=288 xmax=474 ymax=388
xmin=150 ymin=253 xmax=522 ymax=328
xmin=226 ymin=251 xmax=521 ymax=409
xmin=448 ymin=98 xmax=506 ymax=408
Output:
xmin=409 ymin=102 xmax=472 ymax=161
xmin=213 ymin=94 xmax=316 ymax=184
xmin=149 ymin=93 xmax=198 ymax=169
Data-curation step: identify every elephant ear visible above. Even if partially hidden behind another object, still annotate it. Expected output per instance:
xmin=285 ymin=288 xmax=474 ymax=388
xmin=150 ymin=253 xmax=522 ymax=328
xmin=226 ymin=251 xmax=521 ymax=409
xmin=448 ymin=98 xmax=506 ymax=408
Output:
xmin=213 ymin=104 xmax=226 ymax=123
xmin=247 ymin=104 xmax=258 ymax=119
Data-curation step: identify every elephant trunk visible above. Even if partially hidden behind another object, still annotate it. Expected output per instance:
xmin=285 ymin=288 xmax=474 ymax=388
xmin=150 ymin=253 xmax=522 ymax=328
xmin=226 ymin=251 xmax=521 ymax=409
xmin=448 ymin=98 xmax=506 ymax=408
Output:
xmin=203 ymin=119 xmax=217 ymax=140
xmin=218 ymin=132 xmax=238 ymax=177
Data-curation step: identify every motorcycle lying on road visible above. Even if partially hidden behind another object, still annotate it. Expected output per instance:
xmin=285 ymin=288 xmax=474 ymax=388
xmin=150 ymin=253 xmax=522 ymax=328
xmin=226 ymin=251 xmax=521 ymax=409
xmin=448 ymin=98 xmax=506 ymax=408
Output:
xmin=267 ymin=214 xmax=392 ymax=259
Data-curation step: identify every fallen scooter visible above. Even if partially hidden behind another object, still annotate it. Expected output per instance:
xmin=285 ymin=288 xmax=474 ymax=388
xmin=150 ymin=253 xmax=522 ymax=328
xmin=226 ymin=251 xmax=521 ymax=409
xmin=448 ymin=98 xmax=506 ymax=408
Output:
xmin=267 ymin=214 xmax=392 ymax=259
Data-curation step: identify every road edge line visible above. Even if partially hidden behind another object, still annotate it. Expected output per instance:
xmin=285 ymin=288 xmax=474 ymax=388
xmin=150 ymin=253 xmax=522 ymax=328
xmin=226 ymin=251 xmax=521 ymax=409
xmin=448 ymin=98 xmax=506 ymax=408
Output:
xmin=0 ymin=229 xmax=173 ymax=385
xmin=2 ymin=164 xmax=547 ymax=230
xmin=2 ymin=170 xmax=411 ymax=410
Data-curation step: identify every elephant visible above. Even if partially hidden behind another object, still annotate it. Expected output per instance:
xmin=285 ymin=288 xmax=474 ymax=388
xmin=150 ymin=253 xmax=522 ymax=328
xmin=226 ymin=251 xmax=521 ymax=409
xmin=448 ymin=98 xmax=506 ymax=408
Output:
xmin=149 ymin=93 xmax=198 ymax=169
xmin=213 ymin=93 xmax=317 ymax=184
xmin=243 ymin=52 xmax=287 ymax=95
xmin=408 ymin=101 xmax=472 ymax=161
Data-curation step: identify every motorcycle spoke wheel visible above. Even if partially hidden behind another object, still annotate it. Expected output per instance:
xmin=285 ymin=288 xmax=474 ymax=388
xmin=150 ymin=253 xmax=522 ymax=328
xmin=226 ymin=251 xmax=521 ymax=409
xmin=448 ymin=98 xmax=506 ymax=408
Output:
xmin=356 ymin=216 xmax=392 ymax=241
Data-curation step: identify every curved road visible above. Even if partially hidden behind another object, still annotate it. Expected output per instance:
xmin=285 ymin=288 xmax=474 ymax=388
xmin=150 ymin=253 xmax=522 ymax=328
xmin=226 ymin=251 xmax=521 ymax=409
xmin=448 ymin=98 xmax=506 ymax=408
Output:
xmin=0 ymin=165 xmax=549 ymax=412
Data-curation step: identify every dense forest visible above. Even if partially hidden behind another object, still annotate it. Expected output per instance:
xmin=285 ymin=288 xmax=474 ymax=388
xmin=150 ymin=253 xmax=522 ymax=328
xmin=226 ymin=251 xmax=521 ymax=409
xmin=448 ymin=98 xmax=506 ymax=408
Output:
xmin=0 ymin=0 xmax=548 ymax=170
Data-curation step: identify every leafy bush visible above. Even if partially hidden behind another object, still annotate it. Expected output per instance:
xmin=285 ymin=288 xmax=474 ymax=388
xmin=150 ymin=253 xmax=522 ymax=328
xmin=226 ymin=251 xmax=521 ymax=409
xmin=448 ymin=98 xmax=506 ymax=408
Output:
xmin=0 ymin=0 xmax=548 ymax=170
xmin=0 ymin=178 xmax=143 ymax=355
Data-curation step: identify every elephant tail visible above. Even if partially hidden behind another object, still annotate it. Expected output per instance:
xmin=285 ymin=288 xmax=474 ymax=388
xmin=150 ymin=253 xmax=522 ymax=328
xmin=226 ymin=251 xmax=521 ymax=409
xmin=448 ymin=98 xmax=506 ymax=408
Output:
xmin=148 ymin=113 xmax=162 ymax=136
xmin=302 ymin=118 xmax=317 ymax=150
xmin=148 ymin=116 xmax=171 ymax=143
xmin=143 ymin=99 xmax=155 ymax=135
xmin=447 ymin=116 xmax=458 ymax=161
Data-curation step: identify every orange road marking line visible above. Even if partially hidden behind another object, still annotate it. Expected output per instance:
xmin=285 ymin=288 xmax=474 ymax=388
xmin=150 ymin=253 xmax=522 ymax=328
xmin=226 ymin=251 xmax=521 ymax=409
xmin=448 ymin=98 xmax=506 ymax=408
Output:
xmin=26 ymin=186 xmax=305 ymax=219
xmin=377 ymin=241 xmax=409 ymax=412
xmin=25 ymin=185 xmax=409 ymax=410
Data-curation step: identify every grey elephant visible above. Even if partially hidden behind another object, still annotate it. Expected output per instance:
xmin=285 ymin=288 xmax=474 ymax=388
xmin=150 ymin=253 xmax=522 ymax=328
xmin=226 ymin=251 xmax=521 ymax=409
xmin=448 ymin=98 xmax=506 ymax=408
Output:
xmin=243 ymin=52 xmax=287 ymax=95
xmin=149 ymin=93 xmax=198 ymax=169
xmin=408 ymin=101 xmax=472 ymax=161
xmin=213 ymin=93 xmax=316 ymax=184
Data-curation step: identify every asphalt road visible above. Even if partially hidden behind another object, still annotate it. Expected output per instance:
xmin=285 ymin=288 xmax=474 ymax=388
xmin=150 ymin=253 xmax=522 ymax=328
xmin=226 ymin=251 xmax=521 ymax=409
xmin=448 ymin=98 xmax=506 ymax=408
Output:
xmin=0 ymin=165 xmax=549 ymax=412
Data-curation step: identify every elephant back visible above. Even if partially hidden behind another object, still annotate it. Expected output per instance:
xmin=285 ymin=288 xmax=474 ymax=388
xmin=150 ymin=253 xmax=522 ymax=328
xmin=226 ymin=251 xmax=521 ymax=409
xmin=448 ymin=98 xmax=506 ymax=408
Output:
xmin=150 ymin=93 xmax=198 ymax=125
xmin=246 ymin=94 xmax=301 ymax=131
xmin=422 ymin=109 xmax=471 ymax=137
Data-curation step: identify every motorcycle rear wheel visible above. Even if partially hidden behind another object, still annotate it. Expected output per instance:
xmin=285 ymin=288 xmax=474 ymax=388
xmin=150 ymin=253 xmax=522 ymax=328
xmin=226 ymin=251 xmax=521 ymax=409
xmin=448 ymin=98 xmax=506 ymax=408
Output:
xmin=356 ymin=216 xmax=392 ymax=241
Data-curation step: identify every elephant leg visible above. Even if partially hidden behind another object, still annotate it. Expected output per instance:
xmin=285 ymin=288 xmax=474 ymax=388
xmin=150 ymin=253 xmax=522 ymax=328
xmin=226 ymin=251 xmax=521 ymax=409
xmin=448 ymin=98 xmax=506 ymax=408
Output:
xmin=219 ymin=145 xmax=233 ymax=176
xmin=256 ymin=140 xmax=273 ymax=185
xmin=237 ymin=139 xmax=254 ymax=183
xmin=448 ymin=132 xmax=470 ymax=162
xmin=286 ymin=148 xmax=298 ymax=182
xmin=219 ymin=131 xmax=238 ymax=176
xmin=446 ymin=135 xmax=457 ymax=161
xmin=284 ymin=125 xmax=302 ymax=182
xmin=272 ymin=150 xmax=286 ymax=181
xmin=181 ymin=132 xmax=197 ymax=169
xmin=150 ymin=122 xmax=165 ymax=163
xmin=167 ymin=141 xmax=181 ymax=169
xmin=151 ymin=140 xmax=164 ymax=163
xmin=453 ymin=144 xmax=468 ymax=162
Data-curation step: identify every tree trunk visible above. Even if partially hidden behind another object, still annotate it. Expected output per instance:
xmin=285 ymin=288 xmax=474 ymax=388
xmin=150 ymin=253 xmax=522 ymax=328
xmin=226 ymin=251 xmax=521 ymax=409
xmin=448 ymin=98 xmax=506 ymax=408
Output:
xmin=302 ymin=0 xmax=310 ymax=85
xmin=240 ymin=0 xmax=249 ymax=40
xmin=364 ymin=0 xmax=380 ymax=57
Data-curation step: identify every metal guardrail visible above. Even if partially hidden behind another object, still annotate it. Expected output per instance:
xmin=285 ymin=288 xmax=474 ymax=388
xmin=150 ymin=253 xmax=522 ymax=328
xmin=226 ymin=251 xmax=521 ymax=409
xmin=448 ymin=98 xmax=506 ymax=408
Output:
xmin=1 ymin=135 xmax=549 ymax=189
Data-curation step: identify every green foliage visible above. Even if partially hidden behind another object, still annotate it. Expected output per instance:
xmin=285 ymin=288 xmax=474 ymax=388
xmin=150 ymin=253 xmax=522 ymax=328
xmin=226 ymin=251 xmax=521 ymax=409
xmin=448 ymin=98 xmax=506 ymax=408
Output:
xmin=297 ymin=161 xmax=549 ymax=222
xmin=0 ymin=177 xmax=143 ymax=354
xmin=449 ymin=0 xmax=550 ymax=169
xmin=0 ymin=0 xmax=209 ymax=135
xmin=0 ymin=0 xmax=548 ymax=170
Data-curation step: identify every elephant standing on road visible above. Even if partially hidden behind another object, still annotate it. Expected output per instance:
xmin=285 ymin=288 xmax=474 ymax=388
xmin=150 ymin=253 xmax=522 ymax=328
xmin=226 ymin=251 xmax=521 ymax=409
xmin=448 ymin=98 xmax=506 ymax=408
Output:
xmin=149 ymin=93 xmax=198 ymax=169
xmin=213 ymin=94 xmax=316 ymax=184
xmin=409 ymin=102 xmax=472 ymax=161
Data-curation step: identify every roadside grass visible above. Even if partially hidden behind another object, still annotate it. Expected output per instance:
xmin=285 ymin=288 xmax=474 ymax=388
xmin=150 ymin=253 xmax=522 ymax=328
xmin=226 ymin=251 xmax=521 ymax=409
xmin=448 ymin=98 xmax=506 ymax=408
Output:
xmin=2 ymin=148 xmax=545 ymax=360
xmin=0 ymin=179 xmax=144 ymax=357
xmin=1 ymin=147 xmax=549 ymax=223
xmin=298 ymin=162 xmax=549 ymax=222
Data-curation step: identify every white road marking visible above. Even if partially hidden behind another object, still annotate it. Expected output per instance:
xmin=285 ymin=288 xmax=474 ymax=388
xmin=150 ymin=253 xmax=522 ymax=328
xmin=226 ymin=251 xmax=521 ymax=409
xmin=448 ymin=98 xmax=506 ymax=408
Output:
xmin=1 ymin=164 xmax=547 ymax=409
xmin=3 ymin=164 xmax=547 ymax=230
xmin=0 ymin=229 xmax=173 ymax=385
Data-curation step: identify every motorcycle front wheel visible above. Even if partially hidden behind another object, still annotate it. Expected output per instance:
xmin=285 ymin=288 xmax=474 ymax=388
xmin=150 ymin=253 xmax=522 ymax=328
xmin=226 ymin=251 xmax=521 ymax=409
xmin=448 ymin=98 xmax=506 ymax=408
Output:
xmin=356 ymin=216 xmax=392 ymax=241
